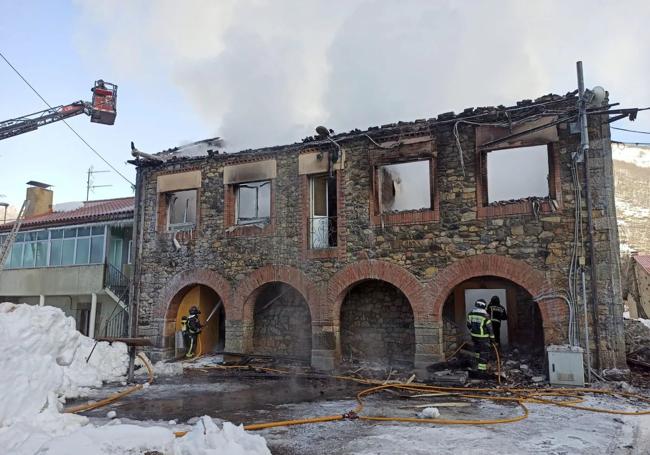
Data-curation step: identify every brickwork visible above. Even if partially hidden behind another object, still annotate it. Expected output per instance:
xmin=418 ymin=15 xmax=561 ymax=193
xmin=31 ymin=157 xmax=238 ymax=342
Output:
xmin=132 ymin=93 xmax=627 ymax=370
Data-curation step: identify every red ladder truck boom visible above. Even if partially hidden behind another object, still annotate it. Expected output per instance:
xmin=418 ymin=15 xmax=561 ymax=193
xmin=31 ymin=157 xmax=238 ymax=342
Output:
xmin=0 ymin=80 xmax=117 ymax=141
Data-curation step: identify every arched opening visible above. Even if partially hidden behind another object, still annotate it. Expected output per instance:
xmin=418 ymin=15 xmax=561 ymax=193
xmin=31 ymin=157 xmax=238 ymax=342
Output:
xmin=340 ymin=280 xmax=415 ymax=369
xmin=174 ymin=285 xmax=226 ymax=357
xmin=441 ymin=276 xmax=544 ymax=362
xmin=251 ymin=282 xmax=312 ymax=362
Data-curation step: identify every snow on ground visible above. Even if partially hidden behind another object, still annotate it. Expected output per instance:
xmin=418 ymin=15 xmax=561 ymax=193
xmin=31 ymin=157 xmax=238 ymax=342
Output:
xmin=258 ymin=396 xmax=650 ymax=454
xmin=0 ymin=303 xmax=271 ymax=455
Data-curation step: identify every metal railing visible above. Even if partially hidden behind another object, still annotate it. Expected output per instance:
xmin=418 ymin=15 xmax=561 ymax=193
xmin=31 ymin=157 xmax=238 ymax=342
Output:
xmin=101 ymin=262 xmax=130 ymax=338
xmin=308 ymin=216 xmax=337 ymax=249
xmin=102 ymin=307 xmax=130 ymax=338
xmin=104 ymin=262 xmax=129 ymax=303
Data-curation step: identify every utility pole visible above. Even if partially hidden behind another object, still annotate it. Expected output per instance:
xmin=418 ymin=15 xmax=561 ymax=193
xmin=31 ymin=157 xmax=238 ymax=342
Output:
xmin=86 ymin=166 xmax=112 ymax=201
xmin=576 ymin=61 xmax=600 ymax=380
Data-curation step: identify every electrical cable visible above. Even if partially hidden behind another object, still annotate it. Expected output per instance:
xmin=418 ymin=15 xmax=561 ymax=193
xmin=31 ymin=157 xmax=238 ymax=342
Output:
xmin=611 ymin=140 xmax=650 ymax=146
xmin=0 ymin=50 xmax=134 ymax=187
xmin=611 ymin=126 xmax=650 ymax=135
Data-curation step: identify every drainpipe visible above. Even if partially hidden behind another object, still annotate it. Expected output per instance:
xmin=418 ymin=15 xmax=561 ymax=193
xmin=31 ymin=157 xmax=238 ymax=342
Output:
xmin=577 ymin=61 xmax=601 ymax=370
xmin=581 ymin=270 xmax=592 ymax=383
xmin=127 ymin=165 xmax=144 ymax=382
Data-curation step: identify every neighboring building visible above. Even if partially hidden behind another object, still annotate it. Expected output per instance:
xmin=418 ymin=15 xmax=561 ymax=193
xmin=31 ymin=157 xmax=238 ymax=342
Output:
xmin=623 ymin=254 xmax=650 ymax=319
xmin=0 ymin=183 xmax=134 ymax=338
xmin=612 ymin=142 xmax=650 ymax=254
xmin=131 ymin=92 xmax=626 ymax=372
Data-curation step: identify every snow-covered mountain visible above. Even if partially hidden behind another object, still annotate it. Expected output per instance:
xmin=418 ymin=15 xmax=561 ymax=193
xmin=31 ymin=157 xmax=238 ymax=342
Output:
xmin=613 ymin=142 xmax=650 ymax=254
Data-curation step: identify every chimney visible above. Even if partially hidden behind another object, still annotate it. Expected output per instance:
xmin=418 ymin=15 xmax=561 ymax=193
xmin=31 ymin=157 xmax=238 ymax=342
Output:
xmin=25 ymin=181 xmax=53 ymax=217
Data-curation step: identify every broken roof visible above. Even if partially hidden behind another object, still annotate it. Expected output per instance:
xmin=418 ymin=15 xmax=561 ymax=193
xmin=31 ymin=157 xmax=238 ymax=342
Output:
xmin=0 ymin=197 xmax=134 ymax=232
xmin=156 ymin=137 xmax=224 ymax=160
xmin=132 ymin=91 xmax=581 ymax=167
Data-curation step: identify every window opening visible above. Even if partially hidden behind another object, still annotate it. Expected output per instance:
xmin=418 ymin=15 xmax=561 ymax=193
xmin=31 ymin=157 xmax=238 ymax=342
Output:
xmin=486 ymin=145 xmax=549 ymax=203
xmin=378 ymin=160 xmax=431 ymax=212
xmin=236 ymin=180 xmax=271 ymax=225
xmin=167 ymin=189 xmax=197 ymax=230
xmin=309 ymin=174 xmax=337 ymax=249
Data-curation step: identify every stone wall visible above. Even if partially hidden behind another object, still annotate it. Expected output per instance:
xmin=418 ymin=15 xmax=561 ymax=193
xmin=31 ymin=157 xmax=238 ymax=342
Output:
xmin=252 ymin=284 xmax=312 ymax=361
xmin=132 ymin=93 xmax=627 ymax=370
xmin=340 ymin=281 xmax=415 ymax=367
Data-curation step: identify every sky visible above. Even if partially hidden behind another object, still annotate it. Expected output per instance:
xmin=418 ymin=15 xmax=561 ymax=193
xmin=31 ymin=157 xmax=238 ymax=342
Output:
xmin=2 ymin=0 xmax=650 ymax=215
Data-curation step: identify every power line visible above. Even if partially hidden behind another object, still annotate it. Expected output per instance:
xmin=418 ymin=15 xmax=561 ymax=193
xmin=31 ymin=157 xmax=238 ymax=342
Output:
xmin=0 ymin=51 xmax=134 ymax=187
xmin=611 ymin=126 xmax=650 ymax=135
xmin=611 ymin=140 xmax=650 ymax=146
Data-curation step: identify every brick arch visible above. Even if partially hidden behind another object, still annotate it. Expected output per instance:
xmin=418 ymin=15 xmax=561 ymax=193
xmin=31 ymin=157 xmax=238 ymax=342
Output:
xmin=429 ymin=254 xmax=561 ymax=332
xmin=234 ymin=265 xmax=320 ymax=322
xmin=159 ymin=268 xmax=233 ymax=337
xmin=328 ymin=260 xmax=432 ymax=324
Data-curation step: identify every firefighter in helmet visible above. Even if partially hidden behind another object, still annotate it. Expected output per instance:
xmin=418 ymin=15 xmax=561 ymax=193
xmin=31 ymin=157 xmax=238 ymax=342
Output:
xmin=466 ymin=299 xmax=495 ymax=374
xmin=185 ymin=306 xmax=203 ymax=358
xmin=487 ymin=295 xmax=508 ymax=345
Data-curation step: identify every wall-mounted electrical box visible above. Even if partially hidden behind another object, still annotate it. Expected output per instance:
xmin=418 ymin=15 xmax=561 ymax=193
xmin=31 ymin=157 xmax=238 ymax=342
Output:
xmin=547 ymin=345 xmax=585 ymax=387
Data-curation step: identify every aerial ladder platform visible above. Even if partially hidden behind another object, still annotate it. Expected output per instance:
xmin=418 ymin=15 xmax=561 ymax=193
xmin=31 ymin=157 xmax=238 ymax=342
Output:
xmin=0 ymin=80 xmax=117 ymax=141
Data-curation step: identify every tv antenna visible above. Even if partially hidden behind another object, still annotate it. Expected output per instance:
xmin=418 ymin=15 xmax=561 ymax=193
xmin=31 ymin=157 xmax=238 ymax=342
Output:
xmin=86 ymin=166 xmax=112 ymax=201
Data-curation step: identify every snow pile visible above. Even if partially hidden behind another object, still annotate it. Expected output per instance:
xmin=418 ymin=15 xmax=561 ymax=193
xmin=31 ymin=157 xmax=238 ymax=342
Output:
xmin=417 ymin=407 xmax=440 ymax=419
xmin=0 ymin=303 xmax=128 ymax=425
xmin=134 ymin=355 xmax=184 ymax=376
xmin=63 ymin=334 xmax=129 ymax=398
xmin=5 ymin=414 xmax=271 ymax=455
xmin=0 ymin=303 xmax=271 ymax=454
xmin=174 ymin=416 xmax=270 ymax=455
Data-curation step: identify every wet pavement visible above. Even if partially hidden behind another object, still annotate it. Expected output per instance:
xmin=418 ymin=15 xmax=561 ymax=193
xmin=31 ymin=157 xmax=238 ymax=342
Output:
xmin=77 ymin=369 xmax=363 ymax=425
xmin=69 ymin=368 xmax=650 ymax=454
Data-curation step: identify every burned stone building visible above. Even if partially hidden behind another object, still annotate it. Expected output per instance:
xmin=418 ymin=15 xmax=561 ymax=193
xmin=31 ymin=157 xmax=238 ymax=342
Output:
xmin=131 ymin=93 xmax=626 ymax=373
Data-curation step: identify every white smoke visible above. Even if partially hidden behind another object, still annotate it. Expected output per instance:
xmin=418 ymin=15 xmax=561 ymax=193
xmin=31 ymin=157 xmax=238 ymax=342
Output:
xmin=75 ymin=0 xmax=650 ymax=152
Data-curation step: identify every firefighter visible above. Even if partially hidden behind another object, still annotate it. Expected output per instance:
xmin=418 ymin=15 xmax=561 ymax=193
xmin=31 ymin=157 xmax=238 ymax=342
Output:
xmin=185 ymin=306 xmax=203 ymax=358
xmin=466 ymin=299 xmax=495 ymax=373
xmin=487 ymin=295 xmax=508 ymax=345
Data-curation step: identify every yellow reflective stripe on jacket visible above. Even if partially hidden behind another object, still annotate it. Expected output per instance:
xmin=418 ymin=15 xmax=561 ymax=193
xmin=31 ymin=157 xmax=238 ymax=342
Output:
xmin=467 ymin=312 xmax=492 ymax=338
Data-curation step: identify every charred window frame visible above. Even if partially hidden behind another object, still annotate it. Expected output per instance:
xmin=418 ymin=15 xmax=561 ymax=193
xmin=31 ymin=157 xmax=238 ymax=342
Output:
xmin=370 ymin=155 xmax=438 ymax=226
xmin=166 ymin=189 xmax=198 ymax=231
xmin=235 ymin=180 xmax=271 ymax=225
xmin=377 ymin=160 xmax=433 ymax=213
xmin=477 ymin=143 xmax=561 ymax=218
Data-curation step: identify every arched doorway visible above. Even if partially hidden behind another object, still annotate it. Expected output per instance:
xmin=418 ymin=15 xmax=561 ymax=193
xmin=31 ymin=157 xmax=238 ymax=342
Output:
xmin=441 ymin=276 xmax=544 ymax=360
xmin=340 ymin=280 xmax=415 ymax=368
xmin=174 ymin=285 xmax=226 ymax=357
xmin=249 ymin=282 xmax=312 ymax=362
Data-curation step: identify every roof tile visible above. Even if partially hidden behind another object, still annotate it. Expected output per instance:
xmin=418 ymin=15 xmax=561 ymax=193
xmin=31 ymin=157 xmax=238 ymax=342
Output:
xmin=0 ymin=197 xmax=133 ymax=231
xmin=634 ymin=255 xmax=650 ymax=275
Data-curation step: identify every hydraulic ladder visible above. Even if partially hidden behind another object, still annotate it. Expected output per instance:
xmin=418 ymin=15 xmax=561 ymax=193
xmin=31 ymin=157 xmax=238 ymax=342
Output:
xmin=0 ymin=200 xmax=29 ymax=273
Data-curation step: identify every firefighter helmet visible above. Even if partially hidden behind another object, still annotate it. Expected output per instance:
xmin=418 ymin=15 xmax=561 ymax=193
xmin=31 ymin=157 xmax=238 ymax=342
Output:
xmin=474 ymin=299 xmax=487 ymax=309
xmin=189 ymin=306 xmax=201 ymax=315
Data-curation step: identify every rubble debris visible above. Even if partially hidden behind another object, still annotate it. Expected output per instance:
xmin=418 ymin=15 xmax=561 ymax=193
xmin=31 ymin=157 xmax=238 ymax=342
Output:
xmin=602 ymin=369 xmax=631 ymax=382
